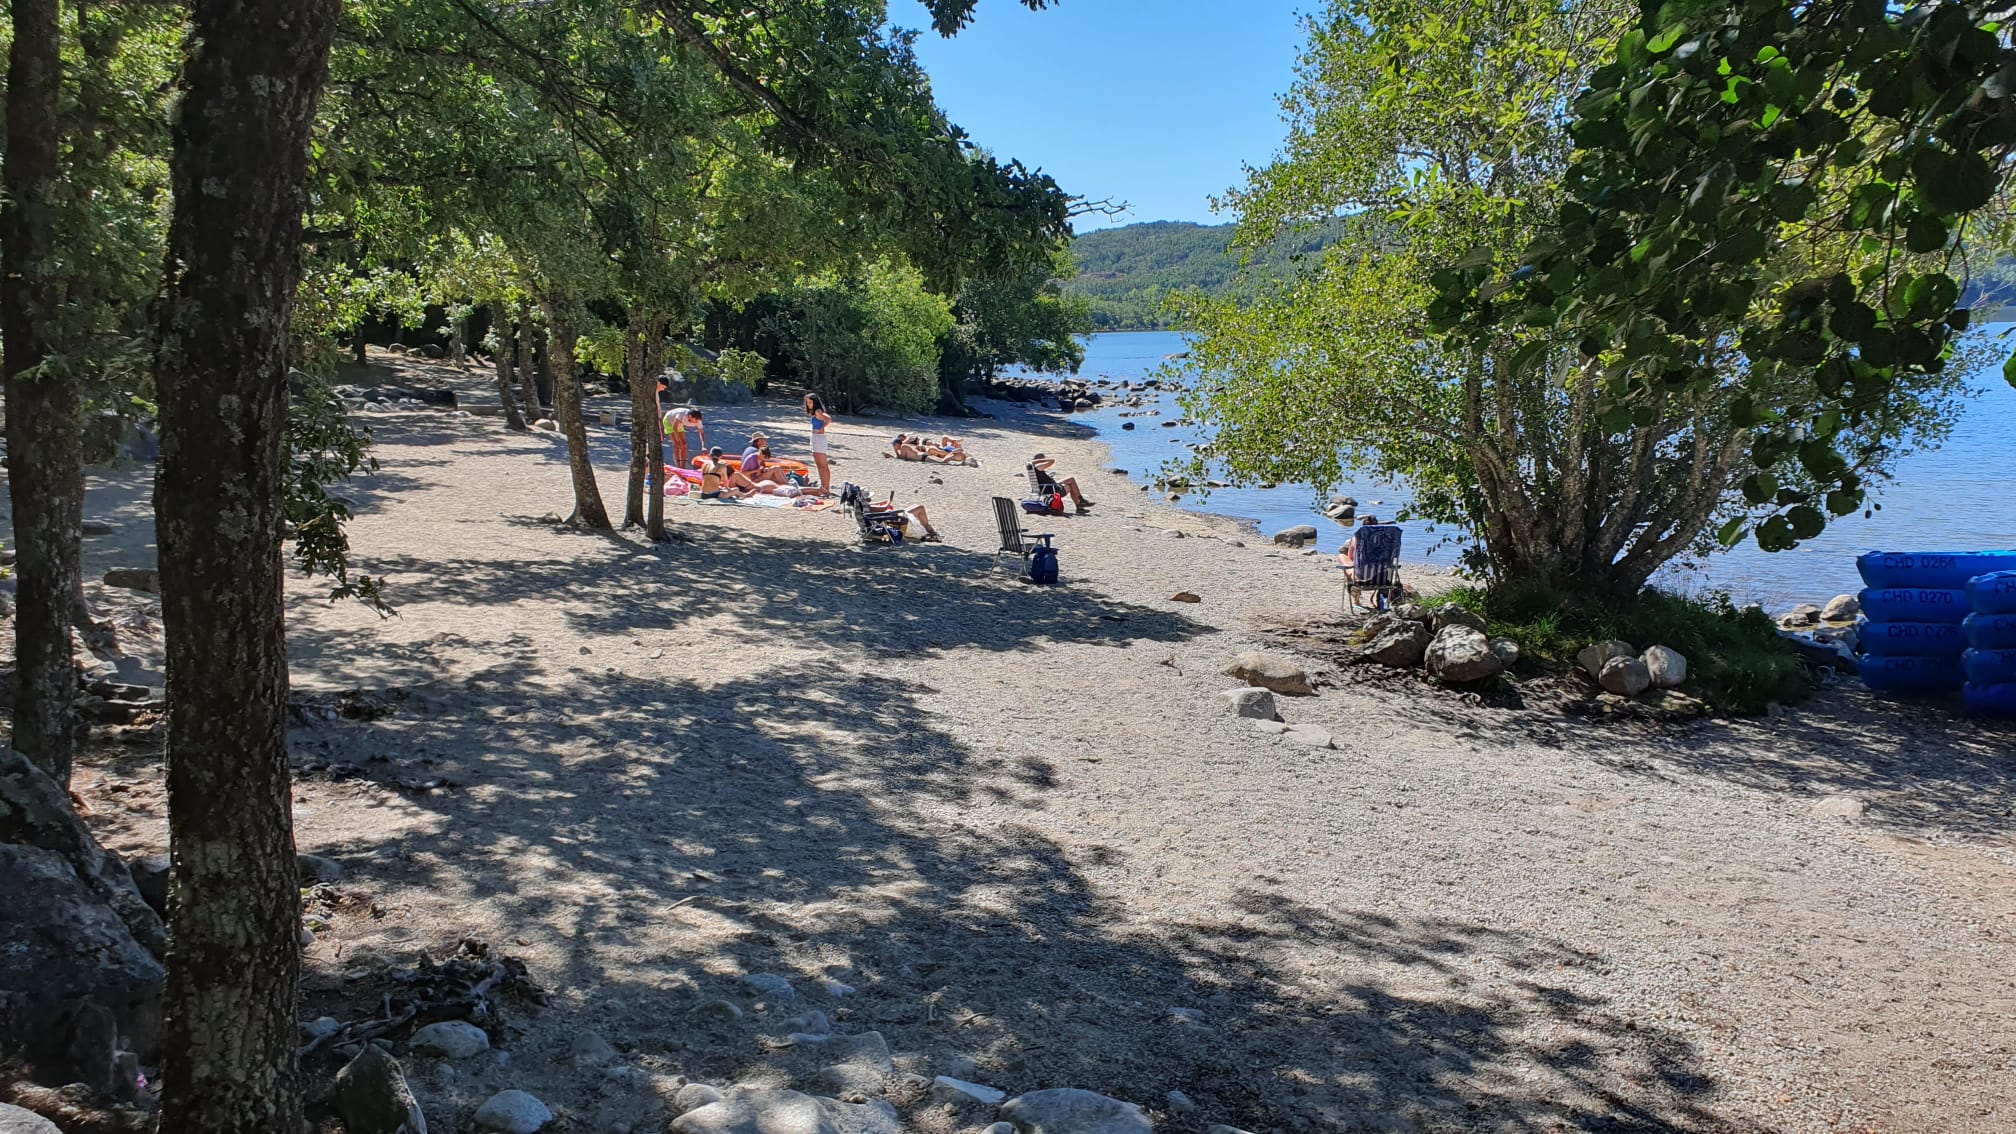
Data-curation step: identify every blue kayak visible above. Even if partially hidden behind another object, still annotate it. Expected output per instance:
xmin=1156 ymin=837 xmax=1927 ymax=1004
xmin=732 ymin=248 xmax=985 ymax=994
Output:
xmin=1860 ymin=653 xmax=1965 ymax=693
xmin=1962 ymin=682 xmax=2016 ymax=718
xmin=1963 ymin=648 xmax=2016 ymax=686
xmin=1858 ymin=550 xmax=2016 ymax=589
xmin=1966 ymin=571 xmax=2016 ymax=615
xmin=1858 ymin=587 xmax=1972 ymax=624
xmin=1858 ymin=620 xmax=1970 ymax=657
xmin=1965 ymin=612 xmax=2016 ymax=650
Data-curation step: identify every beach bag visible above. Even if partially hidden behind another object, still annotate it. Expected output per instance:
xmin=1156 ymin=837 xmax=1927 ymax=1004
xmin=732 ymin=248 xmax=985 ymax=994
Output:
xmin=1028 ymin=544 xmax=1059 ymax=585
xmin=1047 ymin=491 xmax=1065 ymax=515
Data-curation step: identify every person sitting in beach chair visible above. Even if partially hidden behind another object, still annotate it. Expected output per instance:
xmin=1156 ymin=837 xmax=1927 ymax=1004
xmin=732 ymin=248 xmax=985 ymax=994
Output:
xmin=840 ymin=482 xmax=942 ymax=542
xmin=1027 ymin=454 xmax=1094 ymax=514
xmin=1338 ymin=516 xmax=1404 ymax=611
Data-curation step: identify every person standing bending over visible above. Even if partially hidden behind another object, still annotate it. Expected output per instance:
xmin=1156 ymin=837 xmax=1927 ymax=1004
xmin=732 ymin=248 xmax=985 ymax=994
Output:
xmin=664 ymin=404 xmax=706 ymax=469
xmin=805 ymin=393 xmax=833 ymax=496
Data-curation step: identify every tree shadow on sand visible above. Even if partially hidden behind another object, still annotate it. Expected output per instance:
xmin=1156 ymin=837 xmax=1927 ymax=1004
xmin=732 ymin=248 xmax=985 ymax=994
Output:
xmin=278 ymin=635 xmax=1744 ymax=1133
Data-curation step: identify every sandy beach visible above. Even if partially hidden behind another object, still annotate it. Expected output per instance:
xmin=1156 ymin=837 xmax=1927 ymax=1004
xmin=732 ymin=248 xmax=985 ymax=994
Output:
xmin=53 ymin=355 xmax=2016 ymax=1134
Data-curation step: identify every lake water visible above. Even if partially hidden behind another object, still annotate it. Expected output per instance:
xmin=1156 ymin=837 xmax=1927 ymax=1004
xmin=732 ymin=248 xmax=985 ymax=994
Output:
xmin=1007 ymin=330 xmax=2016 ymax=609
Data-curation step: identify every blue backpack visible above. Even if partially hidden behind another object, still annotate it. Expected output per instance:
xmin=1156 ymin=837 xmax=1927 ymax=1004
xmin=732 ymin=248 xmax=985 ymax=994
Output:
xmin=1028 ymin=544 xmax=1059 ymax=585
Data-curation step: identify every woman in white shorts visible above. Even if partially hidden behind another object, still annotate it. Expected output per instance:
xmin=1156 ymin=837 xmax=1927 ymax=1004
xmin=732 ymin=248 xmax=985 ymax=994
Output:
xmin=804 ymin=392 xmax=833 ymax=496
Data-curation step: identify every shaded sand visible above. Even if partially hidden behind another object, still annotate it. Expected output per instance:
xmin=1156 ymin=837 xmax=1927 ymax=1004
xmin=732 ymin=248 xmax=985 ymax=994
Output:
xmin=46 ymin=356 xmax=2016 ymax=1134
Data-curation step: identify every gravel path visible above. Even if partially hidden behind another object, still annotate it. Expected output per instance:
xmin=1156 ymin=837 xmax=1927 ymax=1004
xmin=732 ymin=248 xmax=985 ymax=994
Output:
xmin=59 ymin=357 xmax=2016 ymax=1134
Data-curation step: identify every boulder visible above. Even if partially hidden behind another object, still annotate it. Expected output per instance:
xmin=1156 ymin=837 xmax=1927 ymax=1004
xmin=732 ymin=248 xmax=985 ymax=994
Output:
xmin=473 ymin=1090 xmax=552 ymax=1134
xmin=1361 ymin=619 xmax=1432 ymax=668
xmin=1430 ymin=603 xmax=1489 ymax=634
xmin=676 ymin=1085 xmax=725 ymax=1115
xmin=1223 ymin=651 xmax=1314 ymax=696
xmin=334 ymin=1044 xmax=427 ymax=1134
xmin=1598 ymin=656 xmax=1653 ymax=697
xmin=1821 ymin=594 xmax=1861 ymax=622
xmin=1168 ymin=592 xmax=1202 ymax=603
xmin=1394 ymin=603 xmax=1431 ymax=624
xmin=298 ymin=852 xmax=345 ymax=883
xmin=101 ymin=567 xmax=160 ymax=594
xmin=1424 ymin=626 xmax=1504 ymax=684
xmin=1271 ymin=525 xmax=1318 ymax=546
xmin=813 ymin=1029 xmax=894 ymax=1095
xmin=671 ymin=1089 xmax=838 ymax=1134
xmin=1779 ymin=603 xmax=1823 ymax=628
xmin=743 ymin=972 xmax=798 ymax=1004
xmin=1489 ymin=638 xmax=1521 ymax=668
xmin=1218 ymin=687 xmax=1279 ymax=721
xmin=129 ymin=852 xmax=170 ymax=916
xmin=0 ymin=1105 xmax=62 ymax=1134
xmin=932 ymin=1076 xmax=1007 ymax=1107
xmin=1642 ymin=645 xmax=1688 ymax=689
xmin=0 ymin=751 xmax=167 ymax=1084
xmin=998 ymin=1088 xmax=1152 ymax=1134
xmin=1281 ymin=725 xmax=1337 ymax=750
xmin=1576 ymin=640 xmax=1636 ymax=680
xmin=409 ymin=1019 xmax=489 ymax=1059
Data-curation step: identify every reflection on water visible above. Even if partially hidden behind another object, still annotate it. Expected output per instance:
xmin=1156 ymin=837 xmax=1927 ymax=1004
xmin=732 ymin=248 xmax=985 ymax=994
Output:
xmin=1008 ymin=331 xmax=2016 ymax=609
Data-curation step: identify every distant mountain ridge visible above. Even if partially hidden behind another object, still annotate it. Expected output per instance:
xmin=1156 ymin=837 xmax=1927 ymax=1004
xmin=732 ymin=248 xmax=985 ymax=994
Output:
xmin=1065 ymin=219 xmax=1344 ymax=330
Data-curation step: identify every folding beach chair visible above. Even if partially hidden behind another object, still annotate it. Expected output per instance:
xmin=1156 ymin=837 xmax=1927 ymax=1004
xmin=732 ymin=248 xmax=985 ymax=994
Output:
xmin=1342 ymin=524 xmax=1405 ymax=612
xmin=840 ymin=482 xmax=906 ymax=545
xmin=991 ymin=496 xmax=1055 ymax=577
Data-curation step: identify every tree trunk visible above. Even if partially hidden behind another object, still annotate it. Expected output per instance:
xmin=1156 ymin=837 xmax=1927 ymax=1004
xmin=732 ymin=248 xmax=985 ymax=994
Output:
xmin=150 ymin=0 xmax=338 ymax=1129
xmin=622 ymin=303 xmax=652 ymax=529
xmin=514 ymin=301 xmax=541 ymax=421
xmin=539 ymin=300 xmax=611 ymax=529
xmin=2 ymin=0 xmax=82 ymax=787
xmin=643 ymin=316 xmax=670 ymax=541
xmin=352 ymin=331 xmax=366 ymax=364
xmin=533 ymin=323 xmax=555 ymax=409
xmin=449 ymin=313 xmax=467 ymax=367
xmin=489 ymin=304 xmax=527 ymax=432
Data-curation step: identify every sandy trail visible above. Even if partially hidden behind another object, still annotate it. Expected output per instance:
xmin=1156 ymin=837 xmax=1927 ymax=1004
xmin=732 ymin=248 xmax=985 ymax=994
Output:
xmin=50 ymin=357 xmax=2016 ymax=1134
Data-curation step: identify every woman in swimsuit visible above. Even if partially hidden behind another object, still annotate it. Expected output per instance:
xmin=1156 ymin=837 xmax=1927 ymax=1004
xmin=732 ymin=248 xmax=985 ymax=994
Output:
xmin=805 ymin=393 xmax=833 ymax=496
xmin=698 ymin=447 xmax=755 ymax=500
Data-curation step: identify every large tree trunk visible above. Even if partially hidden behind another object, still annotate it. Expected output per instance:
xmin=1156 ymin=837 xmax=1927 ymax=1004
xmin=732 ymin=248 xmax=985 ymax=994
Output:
xmin=2 ymin=0 xmax=82 ymax=787
xmin=514 ymin=300 xmax=541 ymax=422
xmin=622 ymin=302 xmax=652 ymax=529
xmin=489 ymin=303 xmax=528 ymax=432
xmin=643 ymin=316 xmax=671 ymax=541
xmin=539 ymin=299 xmax=611 ymax=529
xmin=150 ymin=0 xmax=338 ymax=1129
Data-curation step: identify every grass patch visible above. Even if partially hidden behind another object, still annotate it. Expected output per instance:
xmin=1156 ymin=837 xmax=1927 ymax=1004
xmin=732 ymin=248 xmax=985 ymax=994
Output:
xmin=1443 ymin=581 xmax=1811 ymax=715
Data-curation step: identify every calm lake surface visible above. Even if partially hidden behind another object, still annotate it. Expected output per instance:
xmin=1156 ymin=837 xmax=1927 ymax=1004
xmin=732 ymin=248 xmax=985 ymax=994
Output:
xmin=1007 ymin=330 xmax=2016 ymax=609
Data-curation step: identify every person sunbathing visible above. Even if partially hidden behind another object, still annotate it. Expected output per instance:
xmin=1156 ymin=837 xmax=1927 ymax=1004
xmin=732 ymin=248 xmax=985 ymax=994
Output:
xmin=891 ymin=433 xmax=953 ymax=463
xmin=1029 ymin=453 xmax=1094 ymax=514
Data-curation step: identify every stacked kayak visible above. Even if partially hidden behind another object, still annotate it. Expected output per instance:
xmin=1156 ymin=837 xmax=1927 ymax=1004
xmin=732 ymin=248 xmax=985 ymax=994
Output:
xmin=1963 ymin=571 xmax=2016 ymax=717
xmin=1857 ymin=551 xmax=2016 ymax=695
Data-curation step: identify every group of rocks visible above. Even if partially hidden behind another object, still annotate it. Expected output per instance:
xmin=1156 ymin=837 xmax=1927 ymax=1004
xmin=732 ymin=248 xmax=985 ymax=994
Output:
xmin=329 ymin=966 xmax=1257 ymax=1134
xmin=1571 ymin=640 xmax=1690 ymax=697
xmin=1353 ymin=604 xmax=1517 ymax=685
xmin=1219 ymin=651 xmax=1343 ymax=749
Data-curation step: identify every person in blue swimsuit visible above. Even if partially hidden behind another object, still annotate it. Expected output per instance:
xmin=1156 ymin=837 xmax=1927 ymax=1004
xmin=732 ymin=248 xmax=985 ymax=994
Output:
xmin=805 ymin=393 xmax=833 ymax=496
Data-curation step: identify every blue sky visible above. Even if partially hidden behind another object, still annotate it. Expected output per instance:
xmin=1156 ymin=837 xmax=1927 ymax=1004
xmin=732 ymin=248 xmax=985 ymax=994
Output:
xmin=894 ymin=1 xmax=1310 ymax=231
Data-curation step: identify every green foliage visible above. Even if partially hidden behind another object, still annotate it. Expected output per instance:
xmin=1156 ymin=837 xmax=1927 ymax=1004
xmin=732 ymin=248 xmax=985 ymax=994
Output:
xmin=1445 ymin=582 xmax=1810 ymax=714
xmin=1066 ymin=220 xmax=1348 ymax=329
xmin=285 ymin=370 xmax=386 ymax=610
xmin=1432 ymin=0 xmax=2016 ymax=554
xmin=689 ymin=346 xmax=769 ymax=390
xmin=938 ymin=248 xmax=1089 ymax=400
xmin=1180 ymin=0 xmax=1975 ymax=597
xmin=770 ymin=259 xmax=954 ymax=413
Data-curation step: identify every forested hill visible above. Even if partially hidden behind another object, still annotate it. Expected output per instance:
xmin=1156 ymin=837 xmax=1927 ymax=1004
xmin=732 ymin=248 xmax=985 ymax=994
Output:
xmin=1065 ymin=219 xmax=1344 ymax=330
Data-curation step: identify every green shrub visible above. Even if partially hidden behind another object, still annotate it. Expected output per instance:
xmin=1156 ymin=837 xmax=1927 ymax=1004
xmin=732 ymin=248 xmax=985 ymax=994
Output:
xmin=1444 ymin=582 xmax=1808 ymax=714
